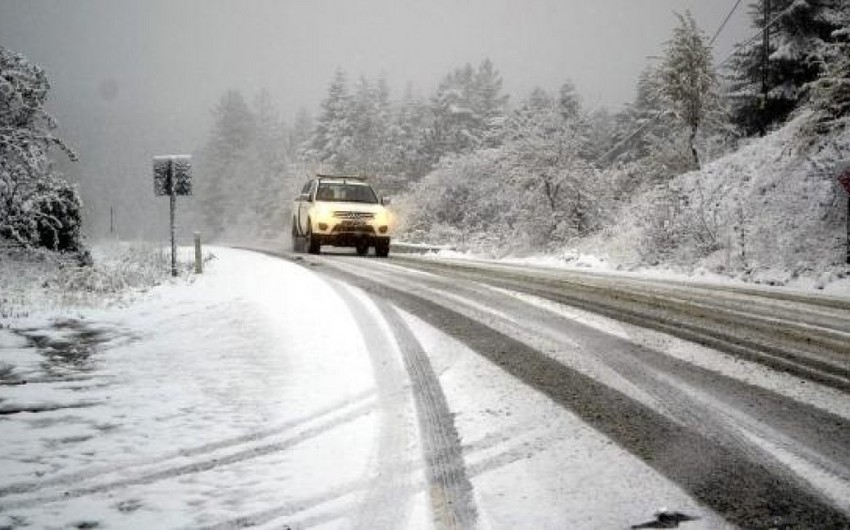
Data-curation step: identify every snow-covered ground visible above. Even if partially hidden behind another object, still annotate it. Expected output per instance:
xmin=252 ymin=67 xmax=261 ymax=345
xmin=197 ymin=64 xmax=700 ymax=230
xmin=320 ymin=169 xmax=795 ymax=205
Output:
xmin=1 ymin=247 xmax=413 ymax=528
xmin=0 ymin=246 xmax=743 ymax=529
xmin=425 ymin=246 xmax=850 ymax=298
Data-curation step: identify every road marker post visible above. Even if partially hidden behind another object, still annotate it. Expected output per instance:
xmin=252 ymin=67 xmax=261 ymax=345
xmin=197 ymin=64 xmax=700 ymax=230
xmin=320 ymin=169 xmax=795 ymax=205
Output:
xmin=194 ymin=232 xmax=203 ymax=274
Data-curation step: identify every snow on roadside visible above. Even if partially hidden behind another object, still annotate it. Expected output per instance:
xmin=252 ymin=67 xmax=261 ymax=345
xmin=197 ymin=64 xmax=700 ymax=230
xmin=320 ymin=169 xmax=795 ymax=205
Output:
xmin=0 ymin=247 xmax=394 ymax=529
xmin=423 ymin=247 xmax=850 ymax=298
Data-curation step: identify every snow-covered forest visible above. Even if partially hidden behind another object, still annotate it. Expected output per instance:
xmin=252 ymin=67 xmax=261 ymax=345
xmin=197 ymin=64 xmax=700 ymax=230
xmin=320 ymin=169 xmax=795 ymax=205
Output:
xmin=186 ymin=1 xmax=850 ymax=278
xmin=3 ymin=1 xmax=850 ymax=280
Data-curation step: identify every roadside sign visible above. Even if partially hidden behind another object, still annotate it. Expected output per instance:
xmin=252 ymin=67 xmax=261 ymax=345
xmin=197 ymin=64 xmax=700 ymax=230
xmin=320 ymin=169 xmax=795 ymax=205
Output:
xmin=153 ymin=154 xmax=193 ymax=277
xmin=153 ymin=155 xmax=192 ymax=196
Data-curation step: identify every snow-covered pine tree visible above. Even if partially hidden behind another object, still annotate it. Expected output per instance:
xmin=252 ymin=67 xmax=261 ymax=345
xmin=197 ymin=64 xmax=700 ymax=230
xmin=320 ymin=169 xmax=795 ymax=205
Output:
xmin=725 ymin=0 xmax=846 ymax=135
xmin=430 ymin=63 xmax=478 ymax=156
xmin=428 ymin=59 xmax=509 ymax=158
xmin=558 ymin=81 xmax=581 ymax=121
xmin=609 ymin=66 xmax=673 ymax=165
xmin=198 ymin=89 xmax=256 ymax=238
xmin=0 ymin=46 xmax=82 ymax=251
xmin=308 ymin=69 xmax=354 ymax=172
xmin=658 ymin=11 xmax=720 ymax=169
xmin=386 ymin=85 xmax=433 ymax=183
xmin=288 ymin=107 xmax=313 ymax=161
xmin=348 ymin=75 xmax=392 ymax=176
xmin=472 ymin=58 xmax=509 ymax=148
xmin=248 ymin=90 xmax=290 ymax=239
xmin=806 ymin=2 xmax=850 ymax=129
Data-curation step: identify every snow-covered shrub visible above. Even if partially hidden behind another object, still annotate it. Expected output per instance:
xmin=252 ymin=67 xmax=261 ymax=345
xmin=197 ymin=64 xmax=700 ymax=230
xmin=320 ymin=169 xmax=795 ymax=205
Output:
xmin=585 ymin=115 xmax=849 ymax=277
xmin=0 ymin=46 xmax=82 ymax=253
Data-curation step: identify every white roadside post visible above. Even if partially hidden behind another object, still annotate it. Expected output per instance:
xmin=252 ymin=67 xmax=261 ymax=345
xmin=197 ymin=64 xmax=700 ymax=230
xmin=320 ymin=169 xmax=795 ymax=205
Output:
xmin=153 ymin=155 xmax=193 ymax=277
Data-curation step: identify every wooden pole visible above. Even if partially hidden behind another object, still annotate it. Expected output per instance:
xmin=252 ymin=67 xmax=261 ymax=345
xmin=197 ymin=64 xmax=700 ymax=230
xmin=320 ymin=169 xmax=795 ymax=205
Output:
xmin=169 ymin=159 xmax=177 ymax=277
xmin=194 ymin=232 xmax=203 ymax=274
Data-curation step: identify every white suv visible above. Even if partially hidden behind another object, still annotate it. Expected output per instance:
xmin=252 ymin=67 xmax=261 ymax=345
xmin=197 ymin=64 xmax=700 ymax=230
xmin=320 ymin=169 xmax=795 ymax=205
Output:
xmin=292 ymin=176 xmax=393 ymax=256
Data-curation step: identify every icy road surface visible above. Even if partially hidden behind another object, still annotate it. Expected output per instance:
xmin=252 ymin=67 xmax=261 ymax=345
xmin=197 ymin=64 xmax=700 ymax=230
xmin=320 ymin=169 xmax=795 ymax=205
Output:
xmin=1 ymin=247 xmax=849 ymax=529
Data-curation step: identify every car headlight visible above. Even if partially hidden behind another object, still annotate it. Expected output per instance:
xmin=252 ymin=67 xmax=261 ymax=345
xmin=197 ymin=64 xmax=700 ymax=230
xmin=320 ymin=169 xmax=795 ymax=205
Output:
xmin=375 ymin=209 xmax=392 ymax=231
xmin=314 ymin=206 xmax=333 ymax=224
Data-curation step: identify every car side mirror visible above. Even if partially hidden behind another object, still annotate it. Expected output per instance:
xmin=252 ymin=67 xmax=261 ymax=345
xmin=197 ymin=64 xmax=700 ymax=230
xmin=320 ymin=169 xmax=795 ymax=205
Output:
xmin=299 ymin=192 xmax=311 ymax=202
xmin=381 ymin=196 xmax=391 ymax=206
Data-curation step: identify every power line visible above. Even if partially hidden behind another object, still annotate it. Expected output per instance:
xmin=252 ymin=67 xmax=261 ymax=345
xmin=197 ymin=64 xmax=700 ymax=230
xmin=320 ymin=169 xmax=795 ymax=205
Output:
xmin=710 ymin=0 xmax=745 ymax=46
xmin=716 ymin=2 xmax=798 ymax=70
xmin=597 ymin=1 xmax=800 ymax=165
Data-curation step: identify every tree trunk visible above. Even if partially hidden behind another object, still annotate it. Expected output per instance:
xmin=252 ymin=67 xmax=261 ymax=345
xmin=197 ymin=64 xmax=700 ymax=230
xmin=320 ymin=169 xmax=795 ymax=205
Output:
xmin=689 ymin=125 xmax=700 ymax=169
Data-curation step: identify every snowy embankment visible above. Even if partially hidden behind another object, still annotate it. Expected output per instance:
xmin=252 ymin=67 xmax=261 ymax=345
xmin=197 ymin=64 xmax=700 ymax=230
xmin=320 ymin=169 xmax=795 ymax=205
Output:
xmin=423 ymin=116 xmax=850 ymax=294
xmin=0 ymin=247 xmax=398 ymax=528
xmin=582 ymin=115 xmax=850 ymax=284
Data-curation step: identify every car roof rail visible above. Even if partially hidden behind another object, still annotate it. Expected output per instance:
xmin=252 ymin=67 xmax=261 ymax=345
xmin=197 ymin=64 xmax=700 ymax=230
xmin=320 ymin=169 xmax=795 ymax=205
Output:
xmin=315 ymin=174 xmax=367 ymax=182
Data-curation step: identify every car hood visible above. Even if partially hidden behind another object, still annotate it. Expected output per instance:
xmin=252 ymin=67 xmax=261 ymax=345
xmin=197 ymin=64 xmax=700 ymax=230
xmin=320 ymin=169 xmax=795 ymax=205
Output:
xmin=314 ymin=202 xmax=386 ymax=214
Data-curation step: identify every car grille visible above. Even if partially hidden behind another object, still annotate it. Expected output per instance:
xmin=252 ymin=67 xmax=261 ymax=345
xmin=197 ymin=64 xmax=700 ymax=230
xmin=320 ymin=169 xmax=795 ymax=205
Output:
xmin=332 ymin=225 xmax=375 ymax=234
xmin=333 ymin=211 xmax=375 ymax=220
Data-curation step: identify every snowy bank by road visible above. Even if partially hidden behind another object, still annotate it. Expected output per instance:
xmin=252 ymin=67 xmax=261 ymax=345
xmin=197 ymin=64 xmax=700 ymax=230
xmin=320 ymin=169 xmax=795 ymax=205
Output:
xmin=0 ymin=248 xmax=419 ymax=528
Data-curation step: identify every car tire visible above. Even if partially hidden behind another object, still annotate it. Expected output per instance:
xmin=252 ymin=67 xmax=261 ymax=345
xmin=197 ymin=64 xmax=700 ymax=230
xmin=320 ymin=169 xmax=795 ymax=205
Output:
xmin=356 ymin=242 xmax=369 ymax=256
xmin=307 ymin=222 xmax=321 ymax=254
xmin=375 ymin=239 xmax=390 ymax=258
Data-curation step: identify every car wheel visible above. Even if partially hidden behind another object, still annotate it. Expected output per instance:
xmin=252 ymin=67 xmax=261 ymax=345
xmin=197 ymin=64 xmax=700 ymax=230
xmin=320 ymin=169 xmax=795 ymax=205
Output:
xmin=356 ymin=242 xmax=369 ymax=256
xmin=307 ymin=223 xmax=321 ymax=254
xmin=375 ymin=239 xmax=390 ymax=258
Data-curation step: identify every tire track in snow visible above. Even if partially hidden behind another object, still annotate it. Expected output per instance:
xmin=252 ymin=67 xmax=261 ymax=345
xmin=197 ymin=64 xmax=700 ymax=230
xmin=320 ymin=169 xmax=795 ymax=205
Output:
xmin=279 ymin=253 xmax=480 ymax=528
xmin=325 ymin=280 xmax=418 ymax=530
xmin=305 ymin=255 xmax=850 ymax=529
xmin=0 ymin=391 xmax=374 ymax=499
xmin=0 ymin=397 xmax=375 ymax=511
xmin=375 ymin=302 xmax=479 ymax=530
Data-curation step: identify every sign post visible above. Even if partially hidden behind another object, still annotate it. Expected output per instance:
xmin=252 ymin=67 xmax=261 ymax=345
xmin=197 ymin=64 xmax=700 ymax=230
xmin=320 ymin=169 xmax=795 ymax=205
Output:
xmin=154 ymin=155 xmax=192 ymax=277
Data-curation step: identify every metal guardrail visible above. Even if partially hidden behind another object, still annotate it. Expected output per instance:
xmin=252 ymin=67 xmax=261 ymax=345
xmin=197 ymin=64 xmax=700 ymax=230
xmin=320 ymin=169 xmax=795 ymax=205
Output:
xmin=389 ymin=242 xmax=454 ymax=255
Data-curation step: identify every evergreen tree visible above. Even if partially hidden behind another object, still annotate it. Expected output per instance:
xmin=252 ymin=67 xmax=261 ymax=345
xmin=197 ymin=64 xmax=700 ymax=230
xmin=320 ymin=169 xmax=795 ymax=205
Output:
xmin=198 ymin=89 xmax=256 ymax=237
xmin=308 ymin=69 xmax=354 ymax=172
xmin=248 ymin=90 xmax=289 ymax=238
xmin=387 ymin=85 xmax=432 ymax=182
xmin=806 ymin=3 xmax=850 ymax=128
xmin=428 ymin=59 xmax=509 ymax=157
xmin=726 ymin=0 xmax=846 ymax=135
xmin=610 ymin=66 xmax=673 ymax=164
xmin=0 ymin=46 xmax=82 ymax=251
xmin=558 ymin=81 xmax=581 ymax=121
xmin=473 ymin=58 xmax=510 ymax=147
xmin=658 ymin=11 xmax=720 ymax=168
xmin=348 ymin=75 xmax=393 ymax=175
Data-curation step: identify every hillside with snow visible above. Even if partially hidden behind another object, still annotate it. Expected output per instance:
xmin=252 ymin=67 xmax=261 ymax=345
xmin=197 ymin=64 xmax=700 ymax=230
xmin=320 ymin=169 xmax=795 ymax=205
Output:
xmin=574 ymin=115 xmax=850 ymax=286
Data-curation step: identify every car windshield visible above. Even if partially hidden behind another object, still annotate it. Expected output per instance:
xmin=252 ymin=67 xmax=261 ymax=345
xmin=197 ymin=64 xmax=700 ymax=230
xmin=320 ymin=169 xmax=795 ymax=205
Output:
xmin=316 ymin=182 xmax=378 ymax=204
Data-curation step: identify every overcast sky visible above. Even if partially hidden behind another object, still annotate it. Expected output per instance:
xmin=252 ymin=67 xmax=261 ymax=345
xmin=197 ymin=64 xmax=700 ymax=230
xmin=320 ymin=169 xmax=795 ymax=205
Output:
xmin=0 ymin=0 xmax=752 ymax=236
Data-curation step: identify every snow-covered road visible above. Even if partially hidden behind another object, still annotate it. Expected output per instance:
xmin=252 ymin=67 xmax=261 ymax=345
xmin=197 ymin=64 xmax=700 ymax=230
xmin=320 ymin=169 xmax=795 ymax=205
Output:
xmin=1 ymin=247 xmax=849 ymax=529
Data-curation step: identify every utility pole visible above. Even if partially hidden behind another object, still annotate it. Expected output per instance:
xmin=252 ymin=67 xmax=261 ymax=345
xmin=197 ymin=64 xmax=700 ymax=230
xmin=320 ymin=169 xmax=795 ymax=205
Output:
xmin=760 ymin=0 xmax=770 ymax=135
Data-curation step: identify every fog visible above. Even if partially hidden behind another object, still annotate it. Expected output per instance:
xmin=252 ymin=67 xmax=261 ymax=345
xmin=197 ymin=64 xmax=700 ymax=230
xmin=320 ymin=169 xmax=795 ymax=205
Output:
xmin=0 ymin=0 xmax=750 ymax=240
